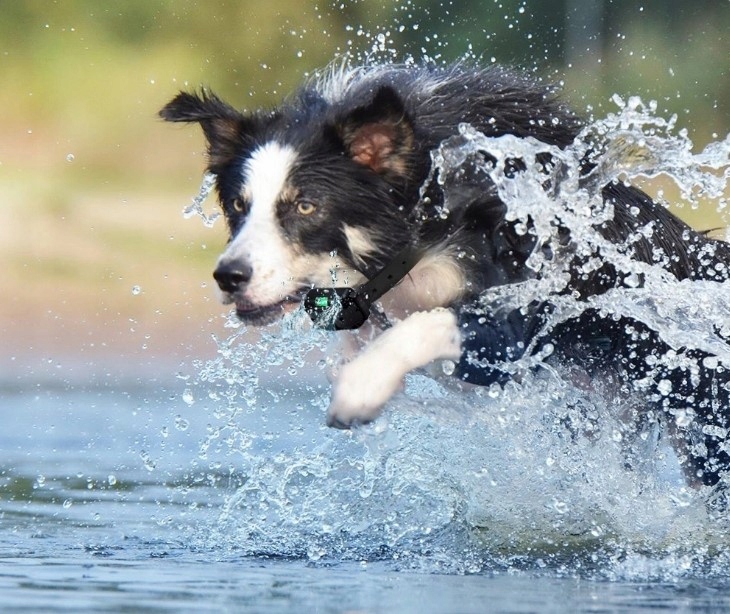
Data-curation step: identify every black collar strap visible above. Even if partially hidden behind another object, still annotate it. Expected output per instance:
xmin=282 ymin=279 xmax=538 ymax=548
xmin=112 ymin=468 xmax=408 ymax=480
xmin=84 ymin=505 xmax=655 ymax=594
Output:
xmin=304 ymin=244 xmax=424 ymax=330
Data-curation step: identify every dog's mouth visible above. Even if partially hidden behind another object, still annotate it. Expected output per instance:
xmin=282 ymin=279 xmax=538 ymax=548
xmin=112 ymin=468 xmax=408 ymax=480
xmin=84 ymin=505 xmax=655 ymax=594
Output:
xmin=234 ymin=293 xmax=304 ymax=325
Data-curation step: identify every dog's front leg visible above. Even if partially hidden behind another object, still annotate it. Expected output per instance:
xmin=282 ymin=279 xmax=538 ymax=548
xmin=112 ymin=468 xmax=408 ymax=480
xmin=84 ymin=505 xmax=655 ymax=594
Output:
xmin=326 ymin=308 xmax=462 ymax=428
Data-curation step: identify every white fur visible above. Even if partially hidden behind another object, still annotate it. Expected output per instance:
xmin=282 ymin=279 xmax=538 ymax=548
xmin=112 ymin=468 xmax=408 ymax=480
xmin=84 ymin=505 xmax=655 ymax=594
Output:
xmin=327 ymin=308 xmax=462 ymax=426
xmin=343 ymin=224 xmax=378 ymax=268
xmin=326 ymin=252 xmax=467 ymax=425
xmin=219 ymin=142 xmax=297 ymax=305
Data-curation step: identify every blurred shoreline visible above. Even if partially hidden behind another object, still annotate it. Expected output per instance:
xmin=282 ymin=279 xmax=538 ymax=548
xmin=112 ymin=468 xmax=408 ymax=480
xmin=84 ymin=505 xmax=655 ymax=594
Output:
xmin=0 ymin=2 xmax=726 ymax=391
xmin=1 ymin=185 xmax=227 ymax=388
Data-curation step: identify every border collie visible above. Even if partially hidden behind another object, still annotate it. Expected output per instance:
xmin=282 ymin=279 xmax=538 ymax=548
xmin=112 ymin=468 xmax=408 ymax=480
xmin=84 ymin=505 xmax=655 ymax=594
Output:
xmin=161 ymin=63 xmax=730 ymax=487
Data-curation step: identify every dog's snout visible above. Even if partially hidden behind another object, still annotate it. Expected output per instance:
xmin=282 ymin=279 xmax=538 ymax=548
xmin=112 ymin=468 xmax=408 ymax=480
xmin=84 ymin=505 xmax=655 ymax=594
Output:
xmin=213 ymin=261 xmax=252 ymax=293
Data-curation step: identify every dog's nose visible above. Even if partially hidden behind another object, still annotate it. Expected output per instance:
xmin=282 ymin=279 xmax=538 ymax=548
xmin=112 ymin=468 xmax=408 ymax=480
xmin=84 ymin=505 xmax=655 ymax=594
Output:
xmin=213 ymin=261 xmax=252 ymax=293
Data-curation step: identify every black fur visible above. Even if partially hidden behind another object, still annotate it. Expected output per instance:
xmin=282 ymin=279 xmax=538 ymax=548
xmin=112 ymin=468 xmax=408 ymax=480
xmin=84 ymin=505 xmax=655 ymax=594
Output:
xmin=161 ymin=63 xmax=730 ymax=487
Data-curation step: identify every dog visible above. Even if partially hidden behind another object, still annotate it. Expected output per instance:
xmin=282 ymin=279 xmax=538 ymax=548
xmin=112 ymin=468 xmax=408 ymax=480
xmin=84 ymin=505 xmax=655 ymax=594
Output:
xmin=160 ymin=63 xmax=730 ymax=487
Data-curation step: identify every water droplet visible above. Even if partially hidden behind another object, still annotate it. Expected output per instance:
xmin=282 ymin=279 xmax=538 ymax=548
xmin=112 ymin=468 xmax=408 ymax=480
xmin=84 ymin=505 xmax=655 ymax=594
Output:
xmin=107 ymin=474 xmax=117 ymax=486
xmin=140 ymin=450 xmax=157 ymax=472
xmin=131 ymin=285 xmax=142 ymax=296
xmin=553 ymin=500 xmax=568 ymax=514
xmin=624 ymin=273 xmax=641 ymax=288
xmin=175 ymin=415 xmax=190 ymax=431
xmin=66 ymin=153 xmax=75 ymax=162
xmin=657 ymin=379 xmax=672 ymax=396
xmin=671 ymin=488 xmax=694 ymax=508
xmin=182 ymin=390 xmax=195 ymax=406
xmin=62 ymin=499 xmax=73 ymax=509
xmin=675 ymin=410 xmax=692 ymax=428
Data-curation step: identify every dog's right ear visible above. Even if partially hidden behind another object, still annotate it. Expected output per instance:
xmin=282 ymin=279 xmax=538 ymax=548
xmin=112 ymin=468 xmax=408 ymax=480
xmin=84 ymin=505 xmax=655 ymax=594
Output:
xmin=159 ymin=91 xmax=249 ymax=169
xmin=335 ymin=86 xmax=415 ymax=177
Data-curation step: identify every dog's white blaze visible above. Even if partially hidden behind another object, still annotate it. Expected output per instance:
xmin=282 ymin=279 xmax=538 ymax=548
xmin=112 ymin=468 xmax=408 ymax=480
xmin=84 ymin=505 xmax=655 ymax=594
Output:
xmin=219 ymin=142 xmax=299 ymax=304
xmin=244 ymin=141 xmax=298 ymax=210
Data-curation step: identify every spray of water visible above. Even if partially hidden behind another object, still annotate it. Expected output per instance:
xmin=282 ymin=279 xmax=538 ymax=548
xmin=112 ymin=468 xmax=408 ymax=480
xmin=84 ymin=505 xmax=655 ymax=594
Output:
xmin=183 ymin=171 xmax=220 ymax=227
xmin=181 ymin=82 xmax=730 ymax=578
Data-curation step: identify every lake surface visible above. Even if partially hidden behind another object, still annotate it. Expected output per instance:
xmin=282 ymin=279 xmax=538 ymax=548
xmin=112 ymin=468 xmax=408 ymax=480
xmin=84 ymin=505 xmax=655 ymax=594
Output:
xmin=3 ymin=366 xmax=730 ymax=613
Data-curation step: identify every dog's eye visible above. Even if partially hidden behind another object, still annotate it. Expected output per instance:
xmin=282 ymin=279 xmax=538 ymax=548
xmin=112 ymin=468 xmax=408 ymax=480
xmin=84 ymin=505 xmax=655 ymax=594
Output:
xmin=232 ymin=198 xmax=247 ymax=213
xmin=297 ymin=201 xmax=316 ymax=215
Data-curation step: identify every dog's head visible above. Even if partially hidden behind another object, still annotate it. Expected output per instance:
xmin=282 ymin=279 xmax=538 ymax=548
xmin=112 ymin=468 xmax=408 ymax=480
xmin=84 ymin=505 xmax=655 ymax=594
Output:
xmin=160 ymin=87 xmax=417 ymax=324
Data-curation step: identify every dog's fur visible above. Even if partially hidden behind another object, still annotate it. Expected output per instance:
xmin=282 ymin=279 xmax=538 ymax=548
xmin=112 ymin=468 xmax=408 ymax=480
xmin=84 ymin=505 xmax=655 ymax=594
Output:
xmin=161 ymin=63 xmax=730 ymax=487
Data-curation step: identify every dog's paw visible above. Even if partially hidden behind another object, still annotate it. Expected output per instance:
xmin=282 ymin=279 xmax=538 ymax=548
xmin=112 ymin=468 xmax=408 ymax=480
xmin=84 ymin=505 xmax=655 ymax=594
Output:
xmin=326 ymin=359 xmax=403 ymax=429
xmin=325 ymin=308 xmax=460 ymax=429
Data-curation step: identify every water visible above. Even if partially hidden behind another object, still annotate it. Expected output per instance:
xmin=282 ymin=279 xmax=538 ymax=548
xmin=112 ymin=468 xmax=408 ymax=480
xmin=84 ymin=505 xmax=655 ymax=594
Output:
xmin=5 ymin=374 xmax=730 ymax=612
xmin=3 ymin=378 xmax=730 ymax=613
xmin=4 ymin=96 xmax=730 ymax=611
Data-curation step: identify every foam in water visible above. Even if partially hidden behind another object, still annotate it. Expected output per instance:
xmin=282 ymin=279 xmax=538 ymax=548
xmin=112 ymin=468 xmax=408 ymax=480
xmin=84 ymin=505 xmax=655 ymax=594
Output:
xmin=183 ymin=87 xmax=730 ymax=578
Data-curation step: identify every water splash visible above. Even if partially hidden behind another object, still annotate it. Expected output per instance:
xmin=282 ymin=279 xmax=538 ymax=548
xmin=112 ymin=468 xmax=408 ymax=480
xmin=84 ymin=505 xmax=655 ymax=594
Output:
xmin=183 ymin=171 xmax=220 ymax=227
xmin=185 ymin=98 xmax=730 ymax=578
xmin=424 ymin=104 xmax=730 ymax=364
xmin=593 ymin=95 xmax=729 ymax=208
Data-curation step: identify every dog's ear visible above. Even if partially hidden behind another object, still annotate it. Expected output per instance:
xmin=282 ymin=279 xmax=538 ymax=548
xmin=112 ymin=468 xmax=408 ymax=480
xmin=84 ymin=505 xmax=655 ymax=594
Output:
xmin=159 ymin=90 xmax=249 ymax=169
xmin=337 ymin=86 xmax=414 ymax=176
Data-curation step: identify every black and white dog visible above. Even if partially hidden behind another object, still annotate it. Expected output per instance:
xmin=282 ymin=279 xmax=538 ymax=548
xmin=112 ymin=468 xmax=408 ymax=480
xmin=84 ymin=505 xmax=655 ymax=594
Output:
xmin=161 ymin=63 xmax=730 ymax=487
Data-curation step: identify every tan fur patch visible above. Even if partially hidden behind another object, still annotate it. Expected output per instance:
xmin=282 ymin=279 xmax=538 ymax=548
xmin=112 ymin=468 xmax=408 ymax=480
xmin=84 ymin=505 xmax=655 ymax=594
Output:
xmin=344 ymin=225 xmax=377 ymax=267
xmin=380 ymin=251 xmax=467 ymax=319
xmin=279 ymin=185 xmax=299 ymax=204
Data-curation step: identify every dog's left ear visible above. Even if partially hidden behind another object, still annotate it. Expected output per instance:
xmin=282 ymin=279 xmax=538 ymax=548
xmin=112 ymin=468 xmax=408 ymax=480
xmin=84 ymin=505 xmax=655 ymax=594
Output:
xmin=159 ymin=90 xmax=250 ymax=170
xmin=337 ymin=86 xmax=414 ymax=176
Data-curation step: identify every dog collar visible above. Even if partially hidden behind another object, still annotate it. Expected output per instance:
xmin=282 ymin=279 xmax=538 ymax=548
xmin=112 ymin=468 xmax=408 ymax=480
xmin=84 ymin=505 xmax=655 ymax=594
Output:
xmin=304 ymin=244 xmax=424 ymax=330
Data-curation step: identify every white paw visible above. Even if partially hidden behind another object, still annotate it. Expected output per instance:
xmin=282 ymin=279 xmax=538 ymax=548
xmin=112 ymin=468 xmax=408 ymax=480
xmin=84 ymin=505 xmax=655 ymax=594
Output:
xmin=326 ymin=358 xmax=403 ymax=429
xmin=325 ymin=308 xmax=460 ymax=429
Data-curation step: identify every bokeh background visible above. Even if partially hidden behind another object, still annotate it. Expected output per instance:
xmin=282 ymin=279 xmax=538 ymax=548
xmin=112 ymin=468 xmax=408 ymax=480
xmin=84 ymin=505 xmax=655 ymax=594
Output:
xmin=1 ymin=0 xmax=728 ymax=385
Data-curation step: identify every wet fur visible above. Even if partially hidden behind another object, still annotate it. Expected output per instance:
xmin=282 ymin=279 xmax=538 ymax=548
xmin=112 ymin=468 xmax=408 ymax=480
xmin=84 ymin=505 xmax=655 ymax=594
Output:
xmin=160 ymin=63 xmax=730 ymax=487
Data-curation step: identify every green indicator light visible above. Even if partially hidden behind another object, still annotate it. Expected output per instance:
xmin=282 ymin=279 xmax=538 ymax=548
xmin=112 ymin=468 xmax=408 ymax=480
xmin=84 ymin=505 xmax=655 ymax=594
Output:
xmin=314 ymin=296 xmax=330 ymax=308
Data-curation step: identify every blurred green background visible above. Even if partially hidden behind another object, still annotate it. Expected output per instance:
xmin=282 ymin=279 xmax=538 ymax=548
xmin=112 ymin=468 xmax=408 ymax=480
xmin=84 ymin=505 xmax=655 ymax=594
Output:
xmin=1 ymin=0 xmax=728 ymax=382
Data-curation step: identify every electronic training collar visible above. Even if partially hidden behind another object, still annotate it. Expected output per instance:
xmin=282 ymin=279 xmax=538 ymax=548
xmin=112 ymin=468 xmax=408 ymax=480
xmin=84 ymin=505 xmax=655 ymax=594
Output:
xmin=304 ymin=245 xmax=424 ymax=330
